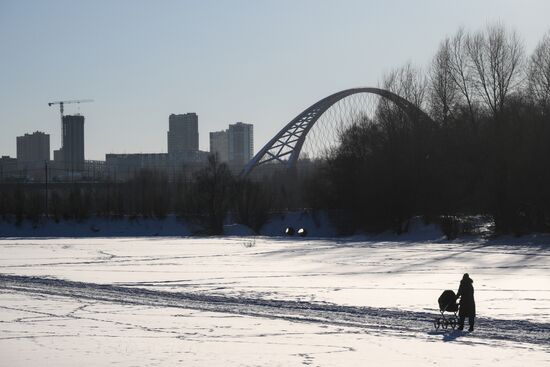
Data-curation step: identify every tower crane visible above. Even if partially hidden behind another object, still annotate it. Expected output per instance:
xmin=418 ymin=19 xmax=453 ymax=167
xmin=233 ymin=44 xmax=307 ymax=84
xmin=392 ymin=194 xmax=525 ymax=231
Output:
xmin=48 ymin=99 xmax=93 ymax=145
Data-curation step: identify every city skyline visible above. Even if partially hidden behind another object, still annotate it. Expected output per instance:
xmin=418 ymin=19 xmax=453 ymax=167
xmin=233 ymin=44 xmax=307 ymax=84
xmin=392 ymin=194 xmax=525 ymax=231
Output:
xmin=4 ymin=106 xmax=254 ymax=161
xmin=8 ymin=111 xmax=253 ymax=161
xmin=2 ymin=0 xmax=550 ymax=160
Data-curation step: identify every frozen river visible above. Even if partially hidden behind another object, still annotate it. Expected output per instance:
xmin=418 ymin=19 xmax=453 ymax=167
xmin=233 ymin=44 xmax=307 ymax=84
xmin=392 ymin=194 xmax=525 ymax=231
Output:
xmin=1 ymin=236 xmax=549 ymax=366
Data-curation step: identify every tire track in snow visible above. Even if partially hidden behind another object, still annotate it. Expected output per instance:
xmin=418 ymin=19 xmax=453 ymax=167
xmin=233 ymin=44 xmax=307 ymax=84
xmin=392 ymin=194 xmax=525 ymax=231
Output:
xmin=1 ymin=274 xmax=548 ymax=348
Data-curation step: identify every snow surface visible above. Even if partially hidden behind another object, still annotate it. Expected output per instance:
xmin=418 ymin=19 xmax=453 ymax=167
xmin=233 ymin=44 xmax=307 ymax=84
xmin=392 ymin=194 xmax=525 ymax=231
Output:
xmin=0 ymin=216 xmax=192 ymax=237
xmin=0 ymin=210 xmax=336 ymax=237
xmin=0 ymin=236 xmax=549 ymax=366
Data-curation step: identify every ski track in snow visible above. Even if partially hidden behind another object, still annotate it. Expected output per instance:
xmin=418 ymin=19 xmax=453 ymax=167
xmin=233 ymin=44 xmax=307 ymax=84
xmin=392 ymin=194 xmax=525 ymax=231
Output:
xmin=1 ymin=274 xmax=548 ymax=350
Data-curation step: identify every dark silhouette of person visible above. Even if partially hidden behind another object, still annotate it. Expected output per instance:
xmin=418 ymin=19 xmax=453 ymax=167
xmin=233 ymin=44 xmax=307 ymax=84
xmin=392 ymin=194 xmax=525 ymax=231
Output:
xmin=456 ymin=273 xmax=476 ymax=331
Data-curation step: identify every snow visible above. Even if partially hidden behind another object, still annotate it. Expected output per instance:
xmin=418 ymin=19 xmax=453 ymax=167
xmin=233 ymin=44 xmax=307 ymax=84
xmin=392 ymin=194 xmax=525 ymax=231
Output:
xmin=259 ymin=210 xmax=338 ymax=237
xmin=0 ymin=216 xmax=192 ymax=237
xmin=223 ymin=223 xmax=257 ymax=236
xmin=0 ymin=210 xmax=339 ymax=238
xmin=0 ymin=236 xmax=549 ymax=366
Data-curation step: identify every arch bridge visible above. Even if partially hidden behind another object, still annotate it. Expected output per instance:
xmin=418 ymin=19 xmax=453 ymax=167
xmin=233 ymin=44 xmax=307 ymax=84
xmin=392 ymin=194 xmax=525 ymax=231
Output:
xmin=242 ymin=87 xmax=432 ymax=176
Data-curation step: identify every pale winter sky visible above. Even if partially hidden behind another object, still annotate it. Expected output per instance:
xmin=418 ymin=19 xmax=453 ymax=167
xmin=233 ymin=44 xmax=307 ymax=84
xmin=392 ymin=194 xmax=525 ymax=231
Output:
xmin=1 ymin=0 xmax=549 ymax=160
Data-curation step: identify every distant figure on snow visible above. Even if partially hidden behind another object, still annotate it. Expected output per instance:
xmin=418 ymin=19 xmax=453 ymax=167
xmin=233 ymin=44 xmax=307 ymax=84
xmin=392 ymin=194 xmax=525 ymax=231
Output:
xmin=456 ymin=273 xmax=476 ymax=331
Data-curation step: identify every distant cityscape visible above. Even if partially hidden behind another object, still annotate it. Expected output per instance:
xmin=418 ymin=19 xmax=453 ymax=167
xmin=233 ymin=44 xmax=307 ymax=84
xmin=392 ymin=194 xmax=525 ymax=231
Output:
xmin=0 ymin=111 xmax=254 ymax=181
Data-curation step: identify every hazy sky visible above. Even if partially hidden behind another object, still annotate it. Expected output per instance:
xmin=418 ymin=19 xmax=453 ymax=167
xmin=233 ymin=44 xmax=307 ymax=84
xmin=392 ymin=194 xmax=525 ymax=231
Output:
xmin=1 ymin=0 xmax=549 ymax=160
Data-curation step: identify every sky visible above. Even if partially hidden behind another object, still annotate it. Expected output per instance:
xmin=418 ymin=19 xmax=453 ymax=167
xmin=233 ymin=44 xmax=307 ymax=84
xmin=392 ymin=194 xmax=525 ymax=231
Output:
xmin=1 ymin=0 xmax=549 ymax=160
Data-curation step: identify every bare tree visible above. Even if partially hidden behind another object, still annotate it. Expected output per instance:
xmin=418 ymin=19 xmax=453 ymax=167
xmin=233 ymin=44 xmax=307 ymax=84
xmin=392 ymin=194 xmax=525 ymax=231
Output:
xmin=429 ymin=37 xmax=459 ymax=122
xmin=382 ymin=62 xmax=427 ymax=109
xmin=528 ymin=31 xmax=550 ymax=110
xmin=377 ymin=62 xmax=428 ymax=133
xmin=467 ymin=23 xmax=525 ymax=119
xmin=187 ymin=155 xmax=234 ymax=235
xmin=448 ymin=28 xmax=476 ymax=123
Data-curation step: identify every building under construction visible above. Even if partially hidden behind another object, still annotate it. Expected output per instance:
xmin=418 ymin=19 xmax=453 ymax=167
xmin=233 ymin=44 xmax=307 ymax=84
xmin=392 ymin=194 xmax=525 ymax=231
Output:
xmin=53 ymin=115 xmax=85 ymax=171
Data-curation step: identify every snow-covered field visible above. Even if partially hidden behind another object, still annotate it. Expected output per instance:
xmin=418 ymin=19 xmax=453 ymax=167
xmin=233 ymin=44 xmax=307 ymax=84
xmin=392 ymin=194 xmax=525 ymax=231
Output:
xmin=1 ymin=236 xmax=549 ymax=366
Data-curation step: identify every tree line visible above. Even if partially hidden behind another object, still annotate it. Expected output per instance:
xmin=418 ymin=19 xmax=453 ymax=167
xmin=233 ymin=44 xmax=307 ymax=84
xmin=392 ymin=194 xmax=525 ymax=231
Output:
xmin=308 ymin=24 xmax=550 ymax=235
xmin=0 ymin=155 xmax=278 ymax=235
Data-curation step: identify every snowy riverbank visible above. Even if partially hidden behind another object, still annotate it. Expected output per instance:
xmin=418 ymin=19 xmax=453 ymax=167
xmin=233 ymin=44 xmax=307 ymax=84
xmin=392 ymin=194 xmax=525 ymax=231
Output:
xmin=0 ymin=211 xmax=339 ymax=238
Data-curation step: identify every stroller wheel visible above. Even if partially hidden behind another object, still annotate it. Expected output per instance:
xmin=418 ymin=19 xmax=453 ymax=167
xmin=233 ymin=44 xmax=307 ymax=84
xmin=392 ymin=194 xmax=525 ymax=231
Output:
xmin=434 ymin=319 xmax=440 ymax=330
xmin=450 ymin=317 xmax=457 ymax=330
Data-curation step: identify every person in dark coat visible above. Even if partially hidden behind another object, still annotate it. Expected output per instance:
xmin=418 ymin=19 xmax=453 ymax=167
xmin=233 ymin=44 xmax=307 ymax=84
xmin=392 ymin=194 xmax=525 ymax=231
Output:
xmin=456 ymin=273 xmax=476 ymax=331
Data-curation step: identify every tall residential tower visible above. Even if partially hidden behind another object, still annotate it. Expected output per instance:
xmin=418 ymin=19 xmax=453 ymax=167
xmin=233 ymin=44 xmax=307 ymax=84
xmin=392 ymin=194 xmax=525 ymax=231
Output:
xmin=53 ymin=114 xmax=85 ymax=170
xmin=209 ymin=130 xmax=229 ymax=162
xmin=228 ymin=122 xmax=253 ymax=166
xmin=167 ymin=113 xmax=199 ymax=155
xmin=16 ymin=131 xmax=50 ymax=162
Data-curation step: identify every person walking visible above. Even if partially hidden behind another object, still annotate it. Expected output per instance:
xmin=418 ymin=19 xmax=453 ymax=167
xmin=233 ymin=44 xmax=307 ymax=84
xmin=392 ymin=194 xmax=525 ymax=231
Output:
xmin=456 ymin=273 xmax=476 ymax=331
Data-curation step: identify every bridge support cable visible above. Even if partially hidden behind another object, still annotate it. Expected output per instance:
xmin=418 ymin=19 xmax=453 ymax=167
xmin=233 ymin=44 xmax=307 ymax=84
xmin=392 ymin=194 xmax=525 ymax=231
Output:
xmin=242 ymin=87 xmax=433 ymax=176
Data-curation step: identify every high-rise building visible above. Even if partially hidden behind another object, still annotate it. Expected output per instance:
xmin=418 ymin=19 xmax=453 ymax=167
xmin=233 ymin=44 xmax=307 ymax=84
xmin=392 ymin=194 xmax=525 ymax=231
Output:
xmin=167 ymin=113 xmax=199 ymax=155
xmin=209 ymin=130 xmax=229 ymax=162
xmin=228 ymin=122 xmax=253 ymax=166
xmin=56 ymin=115 xmax=85 ymax=170
xmin=16 ymin=131 xmax=50 ymax=162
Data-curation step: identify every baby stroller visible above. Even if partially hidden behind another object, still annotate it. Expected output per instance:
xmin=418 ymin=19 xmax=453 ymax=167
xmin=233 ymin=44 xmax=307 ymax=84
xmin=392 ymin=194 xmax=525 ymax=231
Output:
xmin=434 ymin=290 xmax=459 ymax=330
